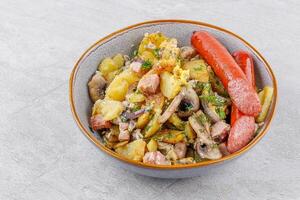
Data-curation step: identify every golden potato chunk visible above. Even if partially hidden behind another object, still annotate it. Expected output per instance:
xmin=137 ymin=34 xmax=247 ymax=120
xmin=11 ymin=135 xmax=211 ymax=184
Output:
xmin=160 ymin=71 xmax=181 ymax=100
xmin=147 ymin=139 xmax=158 ymax=152
xmin=92 ymin=99 xmax=124 ymax=120
xmin=115 ymin=139 xmax=146 ymax=161
xmin=183 ymin=59 xmax=209 ymax=82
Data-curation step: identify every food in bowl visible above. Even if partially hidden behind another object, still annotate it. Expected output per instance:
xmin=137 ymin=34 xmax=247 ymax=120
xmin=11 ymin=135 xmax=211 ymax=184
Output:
xmin=87 ymin=31 xmax=273 ymax=165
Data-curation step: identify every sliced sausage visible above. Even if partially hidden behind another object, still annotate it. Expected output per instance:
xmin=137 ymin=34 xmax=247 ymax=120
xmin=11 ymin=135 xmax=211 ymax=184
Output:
xmin=227 ymin=116 xmax=255 ymax=153
xmin=191 ymin=31 xmax=261 ymax=116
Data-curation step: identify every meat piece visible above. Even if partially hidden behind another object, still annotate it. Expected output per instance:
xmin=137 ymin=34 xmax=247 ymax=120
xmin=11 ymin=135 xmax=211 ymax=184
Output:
xmin=137 ymin=74 xmax=160 ymax=95
xmin=118 ymin=122 xmax=130 ymax=141
xmin=132 ymin=129 xmax=143 ymax=140
xmin=143 ymin=151 xmax=171 ymax=165
xmin=90 ymin=115 xmax=112 ymax=130
xmin=210 ymin=121 xmax=230 ymax=142
xmin=227 ymin=116 xmax=255 ymax=153
xmin=191 ymin=31 xmax=261 ymax=116
xmin=174 ymin=142 xmax=187 ymax=159
xmin=130 ymin=61 xmax=142 ymax=73
xmin=159 ymin=88 xmax=186 ymax=124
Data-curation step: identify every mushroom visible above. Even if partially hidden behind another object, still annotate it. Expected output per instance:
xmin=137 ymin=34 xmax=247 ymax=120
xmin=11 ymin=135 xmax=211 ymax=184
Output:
xmin=201 ymin=100 xmax=220 ymax=123
xmin=188 ymin=110 xmax=210 ymax=136
xmin=177 ymin=87 xmax=200 ymax=117
xmin=88 ymin=71 xmax=107 ymax=102
xmin=210 ymin=121 xmax=230 ymax=142
xmin=219 ymin=142 xmax=230 ymax=156
xmin=194 ymin=138 xmax=222 ymax=160
xmin=180 ymin=46 xmax=197 ymax=60
xmin=159 ymin=88 xmax=186 ymax=124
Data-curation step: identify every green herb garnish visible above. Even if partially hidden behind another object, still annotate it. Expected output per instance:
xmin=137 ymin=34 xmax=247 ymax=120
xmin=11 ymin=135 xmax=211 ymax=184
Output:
xmin=153 ymin=48 xmax=160 ymax=58
xmin=215 ymin=107 xmax=226 ymax=119
xmin=200 ymin=95 xmax=227 ymax=106
xmin=141 ymin=60 xmax=153 ymax=70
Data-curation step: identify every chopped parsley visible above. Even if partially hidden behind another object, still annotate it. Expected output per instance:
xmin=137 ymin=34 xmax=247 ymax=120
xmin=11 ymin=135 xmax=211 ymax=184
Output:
xmin=153 ymin=48 xmax=160 ymax=58
xmin=200 ymin=95 xmax=227 ymax=106
xmin=141 ymin=60 xmax=153 ymax=70
xmin=215 ymin=107 xmax=226 ymax=119
xmin=197 ymin=113 xmax=208 ymax=125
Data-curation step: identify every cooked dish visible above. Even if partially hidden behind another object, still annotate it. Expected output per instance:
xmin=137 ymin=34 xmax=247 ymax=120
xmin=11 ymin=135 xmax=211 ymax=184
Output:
xmin=87 ymin=31 xmax=273 ymax=165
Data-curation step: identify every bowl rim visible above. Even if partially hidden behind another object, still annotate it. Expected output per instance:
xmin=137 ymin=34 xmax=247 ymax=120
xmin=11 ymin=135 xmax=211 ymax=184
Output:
xmin=69 ymin=19 xmax=278 ymax=170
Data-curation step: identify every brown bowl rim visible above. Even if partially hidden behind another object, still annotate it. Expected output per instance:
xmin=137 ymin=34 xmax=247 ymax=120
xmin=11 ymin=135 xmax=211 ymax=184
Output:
xmin=69 ymin=19 xmax=278 ymax=170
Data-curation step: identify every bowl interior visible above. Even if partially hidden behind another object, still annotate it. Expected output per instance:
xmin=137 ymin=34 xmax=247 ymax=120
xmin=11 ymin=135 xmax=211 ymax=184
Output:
xmin=70 ymin=21 xmax=276 ymax=168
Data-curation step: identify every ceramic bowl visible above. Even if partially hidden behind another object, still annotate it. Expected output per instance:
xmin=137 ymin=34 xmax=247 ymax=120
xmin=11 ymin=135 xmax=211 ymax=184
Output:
xmin=69 ymin=20 xmax=277 ymax=178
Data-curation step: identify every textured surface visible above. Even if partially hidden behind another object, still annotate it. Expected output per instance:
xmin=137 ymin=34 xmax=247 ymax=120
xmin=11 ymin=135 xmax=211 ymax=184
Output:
xmin=0 ymin=0 xmax=299 ymax=199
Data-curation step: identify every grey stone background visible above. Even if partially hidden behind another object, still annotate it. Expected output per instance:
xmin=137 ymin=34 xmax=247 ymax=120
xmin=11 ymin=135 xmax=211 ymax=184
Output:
xmin=0 ymin=0 xmax=299 ymax=199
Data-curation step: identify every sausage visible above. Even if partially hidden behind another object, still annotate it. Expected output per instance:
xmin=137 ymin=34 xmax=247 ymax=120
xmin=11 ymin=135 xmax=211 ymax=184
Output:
xmin=232 ymin=51 xmax=256 ymax=88
xmin=228 ymin=51 xmax=257 ymax=152
xmin=231 ymin=51 xmax=256 ymax=125
xmin=227 ymin=116 xmax=255 ymax=153
xmin=191 ymin=31 xmax=261 ymax=116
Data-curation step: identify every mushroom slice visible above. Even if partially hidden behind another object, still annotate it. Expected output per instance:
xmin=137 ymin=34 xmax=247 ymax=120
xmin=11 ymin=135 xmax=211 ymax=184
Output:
xmin=188 ymin=110 xmax=210 ymax=136
xmin=194 ymin=138 xmax=222 ymax=160
xmin=177 ymin=87 xmax=200 ymax=117
xmin=88 ymin=71 xmax=107 ymax=102
xmin=159 ymin=88 xmax=186 ymax=124
xmin=201 ymin=100 xmax=220 ymax=123
xmin=180 ymin=46 xmax=197 ymax=60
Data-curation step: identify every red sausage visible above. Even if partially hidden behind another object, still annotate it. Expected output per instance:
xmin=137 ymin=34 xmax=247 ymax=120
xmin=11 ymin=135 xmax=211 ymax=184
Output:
xmin=227 ymin=116 xmax=255 ymax=153
xmin=191 ymin=31 xmax=261 ymax=116
xmin=231 ymin=51 xmax=256 ymax=125
xmin=230 ymin=105 xmax=242 ymax=126
xmin=229 ymin=51 xmax=256 ymax=152
xmin=232 ymin=51 xmax=256 ymax=88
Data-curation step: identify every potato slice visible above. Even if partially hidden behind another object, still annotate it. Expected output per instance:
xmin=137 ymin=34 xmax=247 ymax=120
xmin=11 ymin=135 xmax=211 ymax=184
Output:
xmin=136 ymin=112 xmax=151 ymax=129
xmin=155 ymin=130 xmax=185 ymax=144
xmin=168 ymin=113 xmax=185 ymax=130
xmin=147 ymin=139 xmax=158 ymax=152
xmin=185 ymin=122 xmax=196 ymax=142
xmin=183 ymin=59 xmax=209 ymax=82
xmin=256 ymin=86 xmax=274 ymax=123
xmin=92 ymin=99 xmax=124 ymax=120
xmin=115 ymin=139 xmax=146 ymax=161
xmin=160 ymin=71 xmax=181 ymax=99
xmin=127 ymin=92 xmax=146 ymax=103
xmin=112 ymin=54 xmax=125 ymax=68
xmin=105 ymin=78 xmax=129 ymax=101
xmin=143 ymin=112 xmax=162 ymax=138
